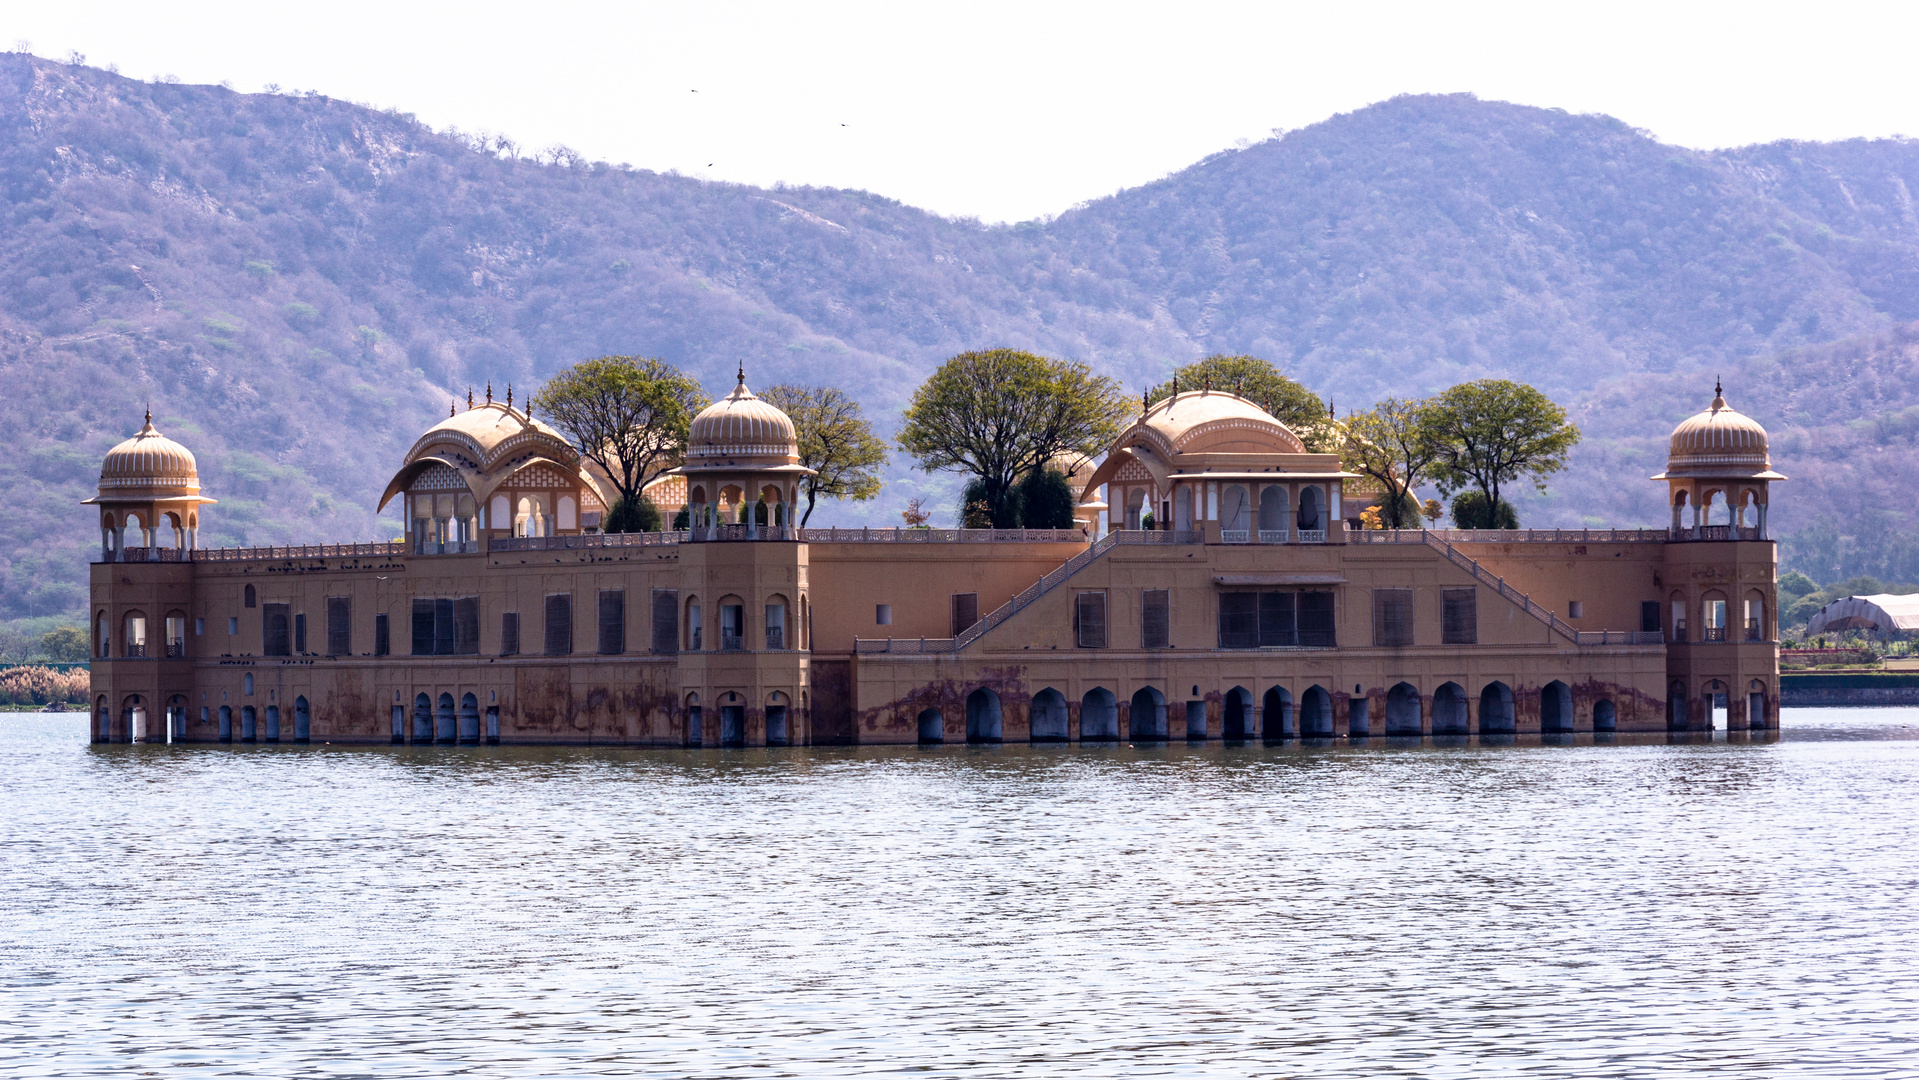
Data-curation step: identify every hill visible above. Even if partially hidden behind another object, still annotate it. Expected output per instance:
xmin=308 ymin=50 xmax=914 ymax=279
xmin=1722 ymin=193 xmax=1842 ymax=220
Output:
xmin=2 ymin=53 xmax=1918 ymax=617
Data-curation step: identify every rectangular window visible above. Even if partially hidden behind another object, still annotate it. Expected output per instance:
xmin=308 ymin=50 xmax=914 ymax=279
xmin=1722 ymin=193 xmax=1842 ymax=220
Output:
xmin=1258 ymin=591 xmax=1296 ymax=647
xmin=1297 ymin=591 xmax=1335 ymax=647
xmin=228 ymin=616 xmax=238 ymax=636
xmin=1075 ymin=591 xmax=1107 ymax=648
xmin=1641 ymin=600 xmax=1661 ymax=633
xmin=720 ymin=604 xmax=744 ymax=651
xmin=1142 ymin=589 xmax=1170 ymax=648
xmin=598 ymin=589 xmax=626 ymax=655
xmin=500 ymin=612 xmax=520 ymax=656
xmin=294 ymin=612 xmax=307 ymax=654
xmin=1373 ymin=589 xmax=1414 ymax=647
xmin=454 ymin=597 xmax=480 ymax=655
xmin=326 ymin=597 xmax=350 ymax=656
xmin=433 ymin=598 xmax=456 ymax=655
xmin=1568 ymin=600 xmax=1585 ymax=619
xmin=875 ymin=604 xmax=892 ymax=626
xmin=1218 ymin=592 xmax=1258 ymax=649
xmin=651 ymin=590 xmax=678 ymax=654
xmin=765 ymin=602 xmax=786 ymax=650
xmin=951 ymin=593 xmax=979 ymax=636
xmin=374 ymin=613 xmax=390 ymax=657
xmin=411 ymin=599 xmax=435 ymax=656
xmin=1442 ymin=588 xmax=1478 ymax=645
xmin=545 ymin=594 xmax=573 ymax=655
xmin=262 ymin=604 xmax=291 ymax=657
xmin=195 ymin=617 xmax=205 ymax=636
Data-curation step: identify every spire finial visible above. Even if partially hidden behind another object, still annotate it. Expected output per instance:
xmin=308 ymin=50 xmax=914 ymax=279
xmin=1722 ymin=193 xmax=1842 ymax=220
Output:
xmin=486 ymin=380 xmax=493 ymax=404
xmin=1329 ymin=398 xmax=1335 ymax=419
xmin=506 ymin=384 xmax=513 ymax=409
xmin=467 ymin=387 xmax=474 ymax=410
xmin=1712 ymin=376 xmax=1726 ymax=410
xmin=737 ymin=363 xmax=746 ymax=387
xmin=143 ymin=402 xmax=151 ymax=425
xmin=1173 ymin=372 xmax=1179 ymax=397
xmin=450 ymin=399 xmax=456 ymax=417
xmin=1142 ymin=387 xmax=1149 ymax=416
xmin=1203 ymin=371 xmax=1211 ymax=393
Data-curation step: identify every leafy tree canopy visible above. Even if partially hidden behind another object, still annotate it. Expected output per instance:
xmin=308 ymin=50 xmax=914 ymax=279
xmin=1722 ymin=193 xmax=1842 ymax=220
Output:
xmin=1423 ymin=379 xmax=1580 ymax=514
xmin=760 ymin=384 xmax=886 ymax=527
xmin=1148 ymin=355 xmax=1332 ymax=449
xmin=899 ymin=349 xmax=1125 ymax=529
xmin=38 ymin=627 xmax=89 ymax=663
xmin=533 ymin=356 xmax=707 ymax=514
xmin=1340 ymin=397 xmax=1440 ymax=529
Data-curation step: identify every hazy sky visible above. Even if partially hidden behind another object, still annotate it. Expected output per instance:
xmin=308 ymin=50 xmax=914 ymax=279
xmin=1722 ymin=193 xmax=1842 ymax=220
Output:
xmin=6 ymin=1 xmax=1918 ymax=222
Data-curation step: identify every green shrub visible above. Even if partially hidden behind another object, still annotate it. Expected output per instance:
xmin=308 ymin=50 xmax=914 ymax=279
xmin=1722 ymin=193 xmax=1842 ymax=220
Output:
xmin=604 ymin=495 xmax=662 ymax=533
xmin=1451 ymin=491 xmax=1519 ymax=529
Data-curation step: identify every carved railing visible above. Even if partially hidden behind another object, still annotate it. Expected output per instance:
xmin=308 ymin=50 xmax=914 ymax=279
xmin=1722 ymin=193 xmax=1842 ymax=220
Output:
xmin=799 ymin=527 xmax=1086 ymax=543
xmin=491 ymin=531 xmax=687 ymax=552
xmin=1349 ymin=528 xmax=1669 ymax=544
xmin=113 ymin=542 xmax=413 ymax=564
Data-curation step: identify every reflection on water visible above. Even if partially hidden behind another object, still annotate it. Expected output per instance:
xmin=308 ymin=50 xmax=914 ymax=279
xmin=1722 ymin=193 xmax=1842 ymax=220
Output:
xmin=3 ymin=709 xmax=1916 ymax=1077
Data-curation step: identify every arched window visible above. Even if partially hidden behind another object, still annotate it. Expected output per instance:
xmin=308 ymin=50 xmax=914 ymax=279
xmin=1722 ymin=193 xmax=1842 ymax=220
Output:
xmin=436 ymin=693 xmax=456 ymax=743
xmin=1128 ymin=686 xmax=1167 ymax=739
xmin=965 ymin=687 xmax=1003 ymax=743
xmin=1745 ymin=590 xmax=1766 ymax=641
xmin=293 ymin=696 xmax=311 ymax=743
xmin=1219 ymin=485 xmax=1250 ymax=540
xmin=1385 ymin=682 xmax=1421 ymax=735
xmin=1258 ymin=486 xmax=1288 ymax=541
xmin=685 ymin=595 xmax=702 ymax=651
xmin=1541 ymin=680 xmax=1573 ymax=733
xmin=1670 ymin=590 xmax=1688 ymax=642
xmin=95 ymin=611 xmax=109 ymax=658
xmin=1030 ymin=689 xmax=1068 ymax=742
xmin=1175 ymin=486 xmax=1194 ymax=532
xmin=1478 ymin=681 xmax=1515 ymax=734
xmin=244 ymin=584 xmax=256 ymax=609
xmin=1080 ymin=687 xmax=1118 ymax=740
xmin=459 ymin=693 xmax=480 ymax=743
xmin=123 ymin=611 xmax=148 ymax=658
xmin=1298 ymin=685 xmax=1333 ymax=736
xmin=917 ymin=708 xmax=944 ymax=744
xmin=1261 ymin=685 xmax=1293 ymax=739
xmin=765 ymin=691 xmax=790 ymax=746
xmin=765 ymin=594 xmax=788 ymax=651
xmin=1297 ymin=487 xmax=1323 ymax=533
xmin=1702 ymin=590 xmax=1729 ymax=642
xmin=1432 ymin=682 xmax=1468 ymax=735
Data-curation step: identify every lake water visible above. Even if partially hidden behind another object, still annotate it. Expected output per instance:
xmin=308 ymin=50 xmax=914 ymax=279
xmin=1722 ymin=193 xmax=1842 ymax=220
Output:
xmin=3 ymin=712 xmax=1917 ymax=1078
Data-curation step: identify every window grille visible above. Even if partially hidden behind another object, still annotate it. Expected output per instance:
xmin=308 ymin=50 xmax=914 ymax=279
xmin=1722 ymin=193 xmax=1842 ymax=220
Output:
xmin=1641 ymin=601 xmax=1661 ymax=633
xmin=598 ymin=589 xmax=626 ymax=655
xmin=1142 ymin=589 xmax=1170 ymax=648
xmin=1074 ymin=591 xmax=1107 ymax=648
xmin=951 ymin=593 xmax=979 ymax=636
xmin=374 ymin=613 xmax=389 ymax=657
xmin=1442 ymin=588 xmax=1478 ymax=645
xmin=433 ymin=598 xmax=455 ymax=655
xmin=1373 ymin=589 xmax=1413 ymax=647
xmin=326 ymin=597 xmax=350 ymax=656
xmin=500 ymin=612 xmax=519 ymax=656
xmin=454 ymin=597 xmax=480 ymax=655
xmin=651 ymin=590 xmax=678 ymax=654
xmin=294 ymin=612 xmax=307 ymax=654
xmin=545 ymin=594 xmax=573 ymax=655
xmin=1218 ymin=591 xmax=1336 ymax=648
xmin=411 ymin=599 xmax=435 ymax=656
xmin=262 ymin=603 xmax=291 ymax=657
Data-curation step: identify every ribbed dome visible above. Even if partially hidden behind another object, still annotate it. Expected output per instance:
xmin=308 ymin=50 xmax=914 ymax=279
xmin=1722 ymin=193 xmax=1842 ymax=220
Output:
xmin=1665 ymin=382 xmax=1771 ymax=476
xmin=685 ymin=370 xmax=797 ymax=465
xmin=1139 ymin=390 xmax=1306 ymax=455
xmin=98 ymin=412 xmax=200 ymax=497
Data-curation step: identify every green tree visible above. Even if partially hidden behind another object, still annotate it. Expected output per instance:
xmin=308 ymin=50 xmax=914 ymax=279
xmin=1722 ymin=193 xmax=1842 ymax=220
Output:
xmin=604 ymin=495 xmax=663 ymax=533
xmin=898 ymin=349 xmax=1125 ymax=528
xmin=1450 ymin=490 xmax=1520 ymax=529
xmin=1016 ymin=468 xmax=1079 ymax=529
xmin=38 ymin=626 xmax=88 ymax=663
xmin=1423 ymin=379 xmax=1580 ymax=522
xmin=760 ymin=384 xmax=887 ymax=526
xmin=534 ymin=356 xmax=707 ymax=525
xmin=1148 ymin=354 xmax=1331 ymax=448
xmin=1341 ymin=397 xmax=1440 ymax=529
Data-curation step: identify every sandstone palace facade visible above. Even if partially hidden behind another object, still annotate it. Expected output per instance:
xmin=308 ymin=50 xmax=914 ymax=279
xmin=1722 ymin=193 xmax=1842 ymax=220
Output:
xmin=86 ymin=376 xmax=1783 ymax=746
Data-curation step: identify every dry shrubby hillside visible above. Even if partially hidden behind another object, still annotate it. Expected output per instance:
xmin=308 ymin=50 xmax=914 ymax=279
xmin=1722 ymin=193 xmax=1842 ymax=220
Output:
xmin=3 ymin=53 xmax=1918 ymax=617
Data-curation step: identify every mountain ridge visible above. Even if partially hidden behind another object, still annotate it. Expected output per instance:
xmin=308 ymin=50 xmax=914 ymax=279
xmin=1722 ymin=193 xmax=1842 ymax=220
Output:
xmin=2 ymin=55 xmax=1917 ymax=618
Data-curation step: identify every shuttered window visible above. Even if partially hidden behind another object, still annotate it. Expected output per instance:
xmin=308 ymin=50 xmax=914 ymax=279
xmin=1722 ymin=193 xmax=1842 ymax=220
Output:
xmin=545 ymin=594 xmax=573 ymax=655
xmin=1142 ymin=589 xmax=1170 ymax=648
xmin=500 ymin=612 xmax=519 ymax=656
xmin=1219 ymin=592 xmax=1258 ymax=648
xmin=454 ymin=597 xmax=480 ymax=655
xmin=651 ymin=590 xmax=678 ymax=654
xmin=951 ymin=593 xmax=979 ymax=636
xmin=294 ymin=612 xmax=307 ymax=654
xmin=1220 ymin=591 xmax=1337 ymax=648
xmin=1442 ymin=588 xmax=1478 ymax=645
xmin=374 ymin=613 xmax=389 ymax=657
xmin=1297 ymin=591 xmax=1336 ymax=647
xmin=326 ymin=597 xmax=351 ymax=656
xmin=1373 ymin=589 xmax=1414 ymax=647
xmin=433 ymin=598 xmax=455 ymax=655
xmin=598 ymin=590 xmax=626 ymax=655
xmin=1259 ymin=592 xmax=1296 ymax=647
xmin=411 ymin=599 xmax=434 ymax=655
xmin=262 ymin=603 xmax=291 ymax=657
xmin=1641 ymin=600 xmax=1661 ymax=633
xmin=1074 ymin=591 xmax=1107 ymax=648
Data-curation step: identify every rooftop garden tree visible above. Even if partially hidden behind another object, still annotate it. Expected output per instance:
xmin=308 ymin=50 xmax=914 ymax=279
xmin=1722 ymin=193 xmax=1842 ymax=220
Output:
xmin=534 ymin=356 xmax=707 ymax=533
xmin=1422 ymin=379 xmax=1581 ymax=529
xmin=760 ymin=384 xmax=887 ymax=527
xmin=899 ymin=349 xmax=1125 ymax=529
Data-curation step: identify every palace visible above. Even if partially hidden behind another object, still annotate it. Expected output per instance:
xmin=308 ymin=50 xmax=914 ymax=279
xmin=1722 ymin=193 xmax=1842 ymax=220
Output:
xmin=86 ymin=374 xmax=1781 ymax=745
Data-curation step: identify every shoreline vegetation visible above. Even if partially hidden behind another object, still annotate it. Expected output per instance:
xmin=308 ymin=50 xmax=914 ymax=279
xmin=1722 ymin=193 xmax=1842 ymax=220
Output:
xmin=0 ymin=665 xmax=88 ymax=709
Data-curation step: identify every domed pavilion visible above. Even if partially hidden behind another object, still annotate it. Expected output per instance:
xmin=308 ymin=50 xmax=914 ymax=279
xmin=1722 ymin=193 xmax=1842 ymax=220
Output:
xmin=84 ymin=409 xmax=216 ymax=561
xmin=1078 ymin=386 xmax=1359 ymax=541
xmin=672 ymin=369 xmax=814 ymax=539
xmin=1651 ymin=380 xmax=1786 ymax=540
